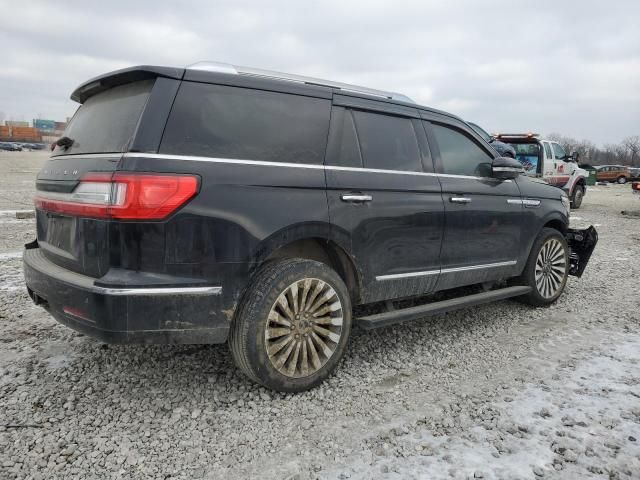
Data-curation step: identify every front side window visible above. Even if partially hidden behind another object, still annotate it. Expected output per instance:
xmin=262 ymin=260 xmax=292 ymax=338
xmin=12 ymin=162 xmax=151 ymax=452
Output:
xmin=160 ymin=82 xmax=331 ymax=164
xmin=431 ymin=123 xmax=493 ymax=177
xmin=552 ymin=143 xmax=567 ymax=159
xmin=351 ymin=110 xmax=421 ymax=172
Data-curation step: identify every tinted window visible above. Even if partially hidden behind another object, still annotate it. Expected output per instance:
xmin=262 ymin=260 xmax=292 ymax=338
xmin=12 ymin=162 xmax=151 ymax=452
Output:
xmin=467 ymin=122 xmax=492 ymax=142
xmin=161 ymin=82 xmax=331 ymax=164
xmin=552 ymin=143 xmax=566 ymax=159
xmin=543 ymin=142 xmax=552 ymax=159
xmin=352 ymin=111 xmax=421 ymax=171
xmin=326 ymin=108 xmax=362 ymax=168
xmin=53 ymin=79 xmax=154 ymax=156
xmin=431 ymin=123 xmax=493 ymax=177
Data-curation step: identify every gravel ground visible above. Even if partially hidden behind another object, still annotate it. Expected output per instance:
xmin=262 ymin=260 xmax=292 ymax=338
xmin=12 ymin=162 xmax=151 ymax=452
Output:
xmin=0 ymin=151 xmax=639 ymax=480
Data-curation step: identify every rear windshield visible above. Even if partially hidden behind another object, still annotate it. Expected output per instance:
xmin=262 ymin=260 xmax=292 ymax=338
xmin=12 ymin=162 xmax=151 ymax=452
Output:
xmin=52 ymin=79 xmax=154 ymax=156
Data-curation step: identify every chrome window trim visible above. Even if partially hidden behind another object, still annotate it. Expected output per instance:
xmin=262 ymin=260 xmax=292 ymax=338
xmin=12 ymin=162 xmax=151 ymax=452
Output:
xmin=376 ymin=260 xmax=517 ymax=281
xmin=122 ymin=153 xmax=509 ymax=182
xmin=49 ymin=153 xmax=123 ymax=160
xmin=49 ymin=153 xmax=511 ymax=182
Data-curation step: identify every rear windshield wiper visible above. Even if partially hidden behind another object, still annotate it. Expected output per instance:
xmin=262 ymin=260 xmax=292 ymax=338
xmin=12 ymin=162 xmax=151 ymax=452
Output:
xmin=55 ymin=136 xmax=74 ymax=149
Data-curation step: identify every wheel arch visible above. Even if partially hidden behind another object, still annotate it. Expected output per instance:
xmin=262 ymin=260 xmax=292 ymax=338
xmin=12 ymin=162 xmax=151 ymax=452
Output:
xmin=264 ymin=237 xmax=361 ymax=302
xmin=543 ymin=218 xmax=568 ymax=235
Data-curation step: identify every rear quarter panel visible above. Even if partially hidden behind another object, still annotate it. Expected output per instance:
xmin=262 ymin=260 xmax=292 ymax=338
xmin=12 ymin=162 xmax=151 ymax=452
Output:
xmin=116 ymin=154 xmax=331 ymax=303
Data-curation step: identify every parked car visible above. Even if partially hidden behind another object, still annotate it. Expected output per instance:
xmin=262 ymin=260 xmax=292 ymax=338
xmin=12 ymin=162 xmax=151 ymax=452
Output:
xmin=23 ymin=63 xmax=598 ymax=392
xmin=496 ymin=134 xmax=589 ymax=209
xmin=467 ymin=122 xmax=516 ymax=158
xmin=0 ymin=142 xmax=22 ymax=151
xmin=628 ymin=167 xmax=640 ymax=180
xmin=595 ymin=165 xmax=631 ymax=184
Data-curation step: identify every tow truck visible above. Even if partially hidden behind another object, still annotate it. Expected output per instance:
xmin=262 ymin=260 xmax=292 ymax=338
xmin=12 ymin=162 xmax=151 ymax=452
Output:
xmin=495 ymin=133 xmax=588 ymax=209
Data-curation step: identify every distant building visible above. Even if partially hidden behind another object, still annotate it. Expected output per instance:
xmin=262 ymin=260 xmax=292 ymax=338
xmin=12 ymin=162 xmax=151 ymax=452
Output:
xmin=5 ymin=120 xmax=30 ymax=128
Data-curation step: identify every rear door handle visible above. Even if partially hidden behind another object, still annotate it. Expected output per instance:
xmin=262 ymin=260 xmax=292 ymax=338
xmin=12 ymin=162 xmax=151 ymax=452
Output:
xmin=341 ymin=193 xmax=372 ymax=203
xmin=450 ymin=196 xmax=472 ymax=204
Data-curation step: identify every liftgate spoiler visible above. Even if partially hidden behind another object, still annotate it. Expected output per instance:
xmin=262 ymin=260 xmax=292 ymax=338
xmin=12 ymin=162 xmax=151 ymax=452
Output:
xmin=566 ymin=226 xmax=598 ymax=278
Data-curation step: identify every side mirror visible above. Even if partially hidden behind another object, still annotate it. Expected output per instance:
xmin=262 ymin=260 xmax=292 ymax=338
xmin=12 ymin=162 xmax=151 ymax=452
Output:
xmin=492 ymin=156 xmax=524 ymax=179
xmin=570 ymin=151 xmax=580 ymax=162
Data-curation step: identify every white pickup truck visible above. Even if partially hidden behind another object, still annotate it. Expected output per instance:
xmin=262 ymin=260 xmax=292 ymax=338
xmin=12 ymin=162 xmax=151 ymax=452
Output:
xmin=495 ymin=133 xmax=588 ymax=209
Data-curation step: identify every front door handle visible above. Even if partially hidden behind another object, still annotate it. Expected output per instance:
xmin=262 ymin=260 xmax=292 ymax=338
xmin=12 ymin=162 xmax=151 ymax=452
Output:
xmin=450 ymin=196 xmax=472 ymax=204
xmin=341 ymin=193 xmax=372 ymax=203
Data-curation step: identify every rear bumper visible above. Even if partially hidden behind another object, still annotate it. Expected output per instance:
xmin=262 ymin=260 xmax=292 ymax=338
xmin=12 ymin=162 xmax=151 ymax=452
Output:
xmin=566 ymin=226 xmax=598 ymax=278
xmin=23 ymin=246 xmax=230 ymax=344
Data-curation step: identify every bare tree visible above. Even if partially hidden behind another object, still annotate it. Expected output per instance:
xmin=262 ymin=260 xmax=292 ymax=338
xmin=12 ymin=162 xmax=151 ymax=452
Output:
xmin=622 ymin=136 xmax=640 ymax=166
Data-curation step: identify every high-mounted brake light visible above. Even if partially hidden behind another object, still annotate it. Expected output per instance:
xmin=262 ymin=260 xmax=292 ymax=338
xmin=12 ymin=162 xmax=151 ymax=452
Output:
xmin=34 ymin=173 xmax=199 ymax=220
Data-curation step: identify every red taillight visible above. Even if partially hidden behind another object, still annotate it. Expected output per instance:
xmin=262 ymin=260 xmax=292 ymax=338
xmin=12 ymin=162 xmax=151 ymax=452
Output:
xmin=34 ymin=173 xmax=199 ymax=220
xmin=632 ymin=182 xmax=640 ymax=191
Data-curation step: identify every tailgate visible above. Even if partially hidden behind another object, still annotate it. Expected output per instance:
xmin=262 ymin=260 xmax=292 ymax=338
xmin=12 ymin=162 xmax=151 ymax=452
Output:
xmin=34 ymin=78 xmax=156 ymax=277
xmin=35 ymin=154 xmax=122 ymax=277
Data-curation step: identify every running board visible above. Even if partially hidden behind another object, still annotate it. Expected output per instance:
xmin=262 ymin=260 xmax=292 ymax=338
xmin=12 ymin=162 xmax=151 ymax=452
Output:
xmin=356 ymin=286 xmax=532 ymax=330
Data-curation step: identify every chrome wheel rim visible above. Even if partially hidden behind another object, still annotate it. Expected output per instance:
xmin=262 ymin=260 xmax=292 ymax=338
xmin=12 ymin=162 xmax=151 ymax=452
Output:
xmin=535 ymin=238 xmax=567 ymax=298
xmin=265 ymin=278 xmax=343 ymax=378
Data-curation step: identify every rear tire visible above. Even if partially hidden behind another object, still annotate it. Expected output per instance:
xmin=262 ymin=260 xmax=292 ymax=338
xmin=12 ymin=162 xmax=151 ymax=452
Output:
xmin=516 ymin=228 xmax=569 ymax=306
xmin=229 ymin=258 xmax=352 ymax=392
xmin=571 ymin=185 xmax=584 ymax=209
xmin=617 ymin=176 xmax=627 ymax=184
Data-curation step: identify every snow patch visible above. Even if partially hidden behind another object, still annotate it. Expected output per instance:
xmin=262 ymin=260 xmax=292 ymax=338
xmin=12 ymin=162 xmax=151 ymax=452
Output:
xmin=0 ymin=209 xmax=33 ymax=219
xmin=323 ymin=335 xmax=640 ymax=479
xmin=0 ymin=251 xmax=23 ymax=261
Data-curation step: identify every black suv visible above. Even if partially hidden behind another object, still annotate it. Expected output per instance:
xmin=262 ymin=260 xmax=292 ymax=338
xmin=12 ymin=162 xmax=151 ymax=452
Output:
xmin=23 ymin=63 xmax=597 ymax=392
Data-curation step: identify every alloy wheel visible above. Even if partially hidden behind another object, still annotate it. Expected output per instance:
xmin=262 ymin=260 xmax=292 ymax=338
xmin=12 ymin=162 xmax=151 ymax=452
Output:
xmin=535 ymin=238 xmax=567 ymax=298
xmin=265 ymin=278 xmax=344 ymax=378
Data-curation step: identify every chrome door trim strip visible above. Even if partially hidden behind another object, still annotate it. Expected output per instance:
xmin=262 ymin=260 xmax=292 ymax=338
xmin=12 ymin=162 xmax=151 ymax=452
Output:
xmin=375 ymin=269 xmax=440 ymax=281
xmin=376 ymin=260 xmax=517 ymax=281
xmin=507 ymin=199 xmax=523 ymax=205
xmin=121 ymin=153 xmax=509 ymax=182
xmin=523 ymin=199 xmax=541 ymax=207
xmin=440 ymin=260 xmax=517 ymax=275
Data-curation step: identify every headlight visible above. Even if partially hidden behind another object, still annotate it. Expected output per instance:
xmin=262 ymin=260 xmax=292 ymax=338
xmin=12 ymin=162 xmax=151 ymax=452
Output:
xmin=561 ymin=194 xmax=570 ymax=211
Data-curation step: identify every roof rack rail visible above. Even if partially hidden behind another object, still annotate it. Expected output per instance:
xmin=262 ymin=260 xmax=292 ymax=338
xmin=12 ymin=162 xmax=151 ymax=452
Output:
xmin=187 ymin=61 xmax=414 ymax=103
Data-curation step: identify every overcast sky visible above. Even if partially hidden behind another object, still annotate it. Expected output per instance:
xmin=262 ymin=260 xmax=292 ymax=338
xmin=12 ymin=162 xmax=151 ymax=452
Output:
xmin=0 ymin=0 xmax=638 ymax=145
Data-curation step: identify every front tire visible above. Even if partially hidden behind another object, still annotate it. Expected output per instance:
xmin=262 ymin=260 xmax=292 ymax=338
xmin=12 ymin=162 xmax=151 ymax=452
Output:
xmin=516 ymin=228 xmax=569 ymax=306
xmin=571 ymin=185 xmax=584 ymax=209
xmin=229 ymin=258 xmax=352 ymax=392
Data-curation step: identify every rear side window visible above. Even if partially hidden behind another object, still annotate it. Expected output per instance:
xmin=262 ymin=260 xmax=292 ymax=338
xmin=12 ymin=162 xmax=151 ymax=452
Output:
xmin=325 ymin=108 xmax=362 ymax=168
xmin=352 ymin=111 xmax=421 ymax=172
xmin=160 ymin=82 xmax=331 ymax=164
xmin=53 ymin=79 xmax=154 ymax=156
xmin=431 ymin=123 xmax=493 ymax=177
